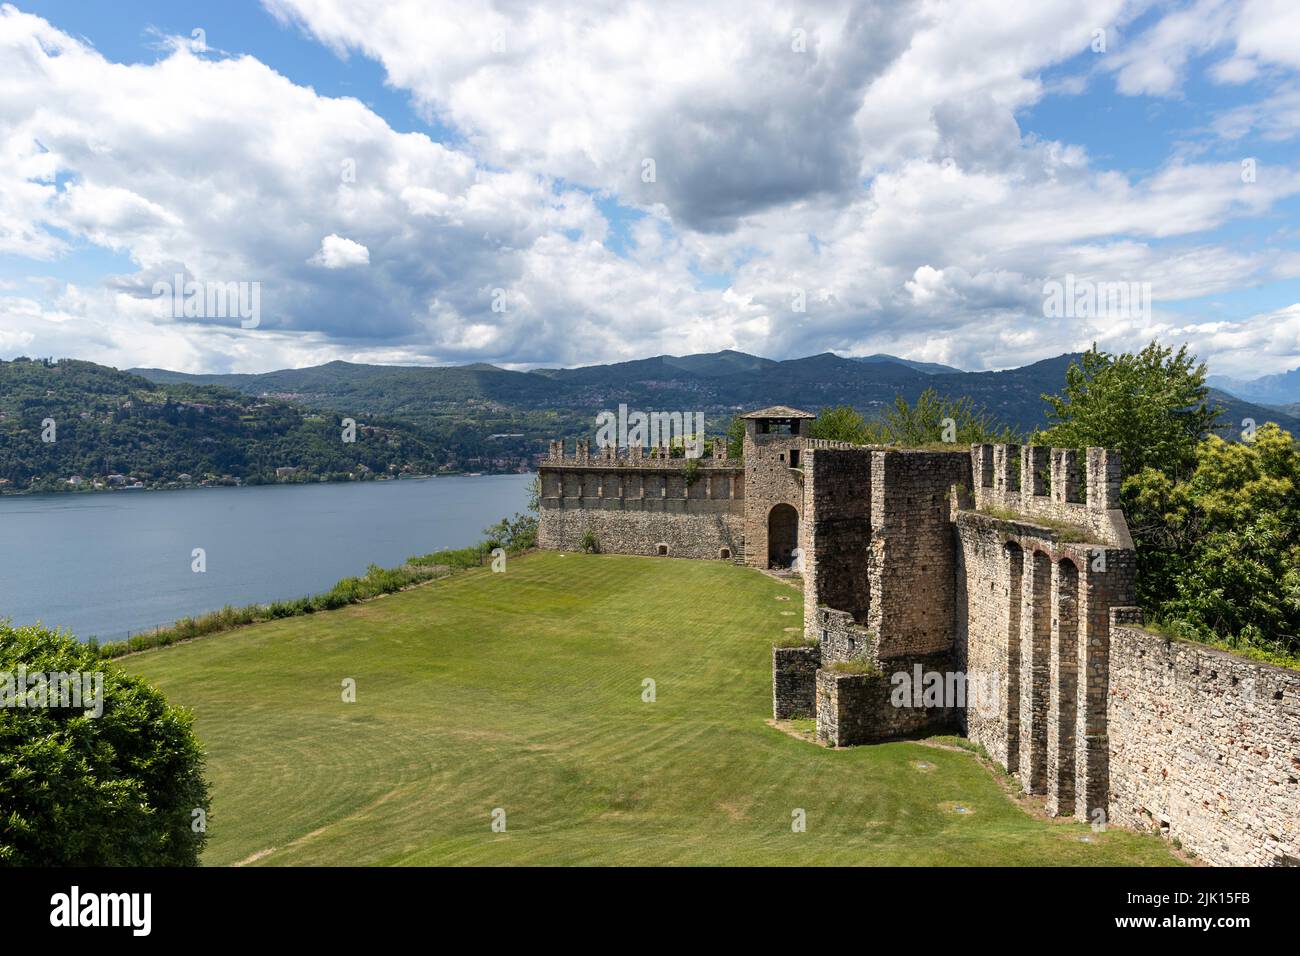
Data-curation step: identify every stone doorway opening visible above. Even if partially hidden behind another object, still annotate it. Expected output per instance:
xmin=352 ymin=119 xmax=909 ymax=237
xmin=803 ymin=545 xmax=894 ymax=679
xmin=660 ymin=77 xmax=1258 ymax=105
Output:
xmin=767 ymin=503 xmax=798 ymax=568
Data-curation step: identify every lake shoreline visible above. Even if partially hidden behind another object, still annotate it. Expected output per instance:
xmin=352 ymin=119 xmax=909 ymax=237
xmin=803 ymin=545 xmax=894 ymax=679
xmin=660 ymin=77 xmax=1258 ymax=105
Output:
xmin=1 ymin=470 xmax=535 ymax=498
xmin=0 ymin=474 xmax=534 ymax=643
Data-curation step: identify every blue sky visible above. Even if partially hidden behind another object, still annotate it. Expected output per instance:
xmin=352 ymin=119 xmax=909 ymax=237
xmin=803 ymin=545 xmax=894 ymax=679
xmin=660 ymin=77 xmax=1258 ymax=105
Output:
xmin=2 ymin=0 xmax=1298 ymax=378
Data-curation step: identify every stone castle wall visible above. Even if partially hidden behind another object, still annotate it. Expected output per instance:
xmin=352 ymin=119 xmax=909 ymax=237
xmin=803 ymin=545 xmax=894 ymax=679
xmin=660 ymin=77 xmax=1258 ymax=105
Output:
xmin=1107 ymin=620 xmax=1300 ymax=867
xmin=800 ymin=449 xmax=874 ymax=638
xmin=815 ymin=654 xmax=959 ymax=746
xmin=538 ymin=438 xmax=744 ymax=559
xmin=539 ymin=502 xmax=744 ymax=559
xmin=867 ymin=450 xmax=971 ymax=659
xmin=773 ymin=645 xmax=820 ymax=719
xmin=539 ymin=416 xmax=1298 ymax=866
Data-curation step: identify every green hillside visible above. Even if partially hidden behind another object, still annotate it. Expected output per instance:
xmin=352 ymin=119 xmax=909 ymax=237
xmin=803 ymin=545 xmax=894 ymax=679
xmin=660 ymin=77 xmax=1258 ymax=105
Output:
xmin=123 ymin=552 xmax=1178 ymax=866
xmin=0 ymin=358 xmax=496 ymax=493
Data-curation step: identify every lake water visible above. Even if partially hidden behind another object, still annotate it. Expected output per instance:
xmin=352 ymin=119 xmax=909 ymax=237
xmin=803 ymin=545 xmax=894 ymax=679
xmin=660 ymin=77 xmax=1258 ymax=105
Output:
xmin=0 ymin=475 xmax=533 ymax=642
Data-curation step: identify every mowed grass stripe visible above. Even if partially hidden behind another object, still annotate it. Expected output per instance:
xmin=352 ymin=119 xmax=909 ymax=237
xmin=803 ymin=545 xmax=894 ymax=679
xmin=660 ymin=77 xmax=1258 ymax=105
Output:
xmin=124 ymin=552 xmax=1179 ymax=866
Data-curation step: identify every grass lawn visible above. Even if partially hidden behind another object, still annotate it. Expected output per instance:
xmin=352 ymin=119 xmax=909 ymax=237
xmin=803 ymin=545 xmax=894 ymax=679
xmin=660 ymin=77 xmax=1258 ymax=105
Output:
xmin=124 ymin=552 xmax=1180 ymax=866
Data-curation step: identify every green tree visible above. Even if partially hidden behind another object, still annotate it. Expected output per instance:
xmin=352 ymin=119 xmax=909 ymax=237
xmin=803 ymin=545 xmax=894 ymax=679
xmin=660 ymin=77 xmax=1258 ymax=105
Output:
xmin=874 ymin=388 xmax=1018 ymax=447
xmin=1125 ymin=424 xmax=1300 ymax=658
xmin=725 ymin=415 xmax=746 ymax=460
xmin=0 ymin=622 xmax=210 ymax=865
xmin=1040 ymin=341 xmax=1220 ymax=481
xmin=810 ymin=405 xmax=872 ymax=444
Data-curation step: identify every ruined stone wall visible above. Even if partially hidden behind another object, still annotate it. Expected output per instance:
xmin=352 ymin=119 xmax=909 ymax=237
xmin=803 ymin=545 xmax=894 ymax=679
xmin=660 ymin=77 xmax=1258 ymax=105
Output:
xmin=814 ymin=606 xmax=878 ymax=665
xmin=801 ymin=448 xmax=873 ymax=637
xmin=1107 ymin=620 xmax=1300 ymax=867
xmin=954 ymin=447 xmax=1136 ymax=820
xmin=868 ymin=450 xmax=971 ymax=660
xmin=815 ymin=655 xmax=959 ymax=746
xmin=955 ymin=516 xmax=1020 ymax=769
xmin=773 ymin=645 xmax=820 ymax=719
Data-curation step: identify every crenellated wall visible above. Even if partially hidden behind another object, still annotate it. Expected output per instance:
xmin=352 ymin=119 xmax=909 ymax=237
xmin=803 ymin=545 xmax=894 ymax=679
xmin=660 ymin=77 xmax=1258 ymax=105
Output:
xmin=955 ymin=443 xmax=1137 ymax=819
xmin=538 ymin=438 xmax=744 ymax=559
xmin=969 ymin=443 xmax=1132 ymax=549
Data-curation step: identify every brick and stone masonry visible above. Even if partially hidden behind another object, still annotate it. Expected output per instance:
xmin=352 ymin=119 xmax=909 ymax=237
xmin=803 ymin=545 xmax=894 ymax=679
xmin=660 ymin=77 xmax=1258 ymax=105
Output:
xmin=538 ymin=437 xmax=744 ymax=560
xmin=537 ymin=408 xmax=1299 ymax=866
xmin=1106 ymin=613 xmax=1299 ymax=867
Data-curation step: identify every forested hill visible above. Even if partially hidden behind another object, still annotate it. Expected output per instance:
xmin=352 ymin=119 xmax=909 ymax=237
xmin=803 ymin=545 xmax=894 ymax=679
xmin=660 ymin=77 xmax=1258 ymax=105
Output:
xmin=0 ymin=358 xmax=470 ymax=493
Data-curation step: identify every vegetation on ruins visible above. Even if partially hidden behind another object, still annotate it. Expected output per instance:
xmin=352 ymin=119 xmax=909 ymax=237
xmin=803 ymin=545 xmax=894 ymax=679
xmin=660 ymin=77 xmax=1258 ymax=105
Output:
xmin=826 ymin=658 xmax=883 ymax=676
xmin=974 ymin=505 xmax=1094 ymax=544
xmin=682 ymin=457 xmax=702 ymax=486
xmin=1041 ymin=342 xmax=1300 ymax=663
xmin=0 ymin=621 xmax=209 ymax=865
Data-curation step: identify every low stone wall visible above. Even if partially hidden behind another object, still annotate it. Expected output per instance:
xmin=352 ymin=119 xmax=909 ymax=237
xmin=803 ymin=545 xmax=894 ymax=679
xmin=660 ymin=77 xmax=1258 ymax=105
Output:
xmin=538 ymin=500 xmax=743 ymax=559
xmin=814 ymin=606 xmax=877 ymax=665
xmin=773 ymin=645 xmax=820 ymax=719
xmin=1107 ymin=624 xmax=1300 ymax=867
xmin=816 ymin=653 xmax=959 ymax=746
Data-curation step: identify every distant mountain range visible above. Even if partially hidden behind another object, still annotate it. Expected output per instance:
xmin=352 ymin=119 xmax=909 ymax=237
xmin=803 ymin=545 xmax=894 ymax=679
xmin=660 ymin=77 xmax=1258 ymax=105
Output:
xmin=1208 ymin=367 xmax=1300 ymax=409
xmin=131 ymin=349 xmax=1298 ymax=440
xmin=853 ymin=354 xmax=965 ymax=375
xmin=4 ymin=349 xmax=1292 ymax=494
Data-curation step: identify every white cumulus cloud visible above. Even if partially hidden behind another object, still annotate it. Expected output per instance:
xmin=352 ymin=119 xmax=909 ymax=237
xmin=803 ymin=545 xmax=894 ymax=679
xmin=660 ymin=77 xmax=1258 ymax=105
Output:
xmin=308 ymin=234 xmax=370 ymax=269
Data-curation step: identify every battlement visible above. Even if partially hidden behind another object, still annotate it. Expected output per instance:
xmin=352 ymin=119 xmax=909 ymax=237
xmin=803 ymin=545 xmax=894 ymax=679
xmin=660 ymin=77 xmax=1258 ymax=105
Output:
xmin=544 ymin=437 xmax=735 ymax=468
xmin=966 ymin=444 xmax=1130 ymax=547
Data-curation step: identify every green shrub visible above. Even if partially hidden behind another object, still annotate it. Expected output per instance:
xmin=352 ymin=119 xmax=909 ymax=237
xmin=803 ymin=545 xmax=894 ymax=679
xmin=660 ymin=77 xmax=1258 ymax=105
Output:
xmin=0 ymin=621 xmax=209 ymax=865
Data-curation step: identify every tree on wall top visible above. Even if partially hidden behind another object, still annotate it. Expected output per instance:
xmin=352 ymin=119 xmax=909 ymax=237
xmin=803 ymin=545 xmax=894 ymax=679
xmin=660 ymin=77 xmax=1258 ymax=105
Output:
xmin=1039 ymin=341 xmax=1220 ymax=481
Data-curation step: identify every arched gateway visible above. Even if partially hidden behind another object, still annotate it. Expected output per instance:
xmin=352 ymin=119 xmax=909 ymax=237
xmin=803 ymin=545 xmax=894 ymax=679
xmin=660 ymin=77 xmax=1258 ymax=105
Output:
xmin=767 ymin=503 xmax=798 ymax=568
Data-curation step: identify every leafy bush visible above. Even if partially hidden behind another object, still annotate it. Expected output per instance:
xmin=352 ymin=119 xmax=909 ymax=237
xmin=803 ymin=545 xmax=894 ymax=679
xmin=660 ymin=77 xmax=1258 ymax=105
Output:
xmin=0 ymin=621 xmax=209 ymax=865
xmin=579 ymin=528 xmax=599 ymax=554
xmin=1126 ymin=423 xmax=1300 ymax=659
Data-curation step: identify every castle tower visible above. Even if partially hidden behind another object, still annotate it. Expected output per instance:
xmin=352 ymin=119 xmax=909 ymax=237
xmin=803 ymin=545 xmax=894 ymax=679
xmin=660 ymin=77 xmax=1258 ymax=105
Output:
xmin=740 ymin=406 xmax=814 ymax=569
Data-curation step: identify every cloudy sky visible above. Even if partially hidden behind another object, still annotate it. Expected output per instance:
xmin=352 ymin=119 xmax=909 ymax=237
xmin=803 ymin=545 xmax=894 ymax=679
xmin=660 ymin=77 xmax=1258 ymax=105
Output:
xmin=1 ymin=0 xmax=1298 ymax=376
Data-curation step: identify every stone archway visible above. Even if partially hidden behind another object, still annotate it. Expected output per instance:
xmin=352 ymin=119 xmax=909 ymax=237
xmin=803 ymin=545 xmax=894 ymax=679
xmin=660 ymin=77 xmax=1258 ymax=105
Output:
xmin=767 ymin=503 xmax=799 ymax=568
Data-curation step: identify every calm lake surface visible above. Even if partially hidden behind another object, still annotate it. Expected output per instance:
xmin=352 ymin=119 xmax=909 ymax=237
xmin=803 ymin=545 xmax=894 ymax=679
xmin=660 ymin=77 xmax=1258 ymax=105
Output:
xmin=0 ymin=475 xmax=532 ymax=642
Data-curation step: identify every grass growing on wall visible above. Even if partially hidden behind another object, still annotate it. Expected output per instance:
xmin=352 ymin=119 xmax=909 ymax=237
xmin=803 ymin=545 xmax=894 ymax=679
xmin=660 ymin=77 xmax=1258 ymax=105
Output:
xmin=123 ymin=552 xmax=1180 ymax=866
